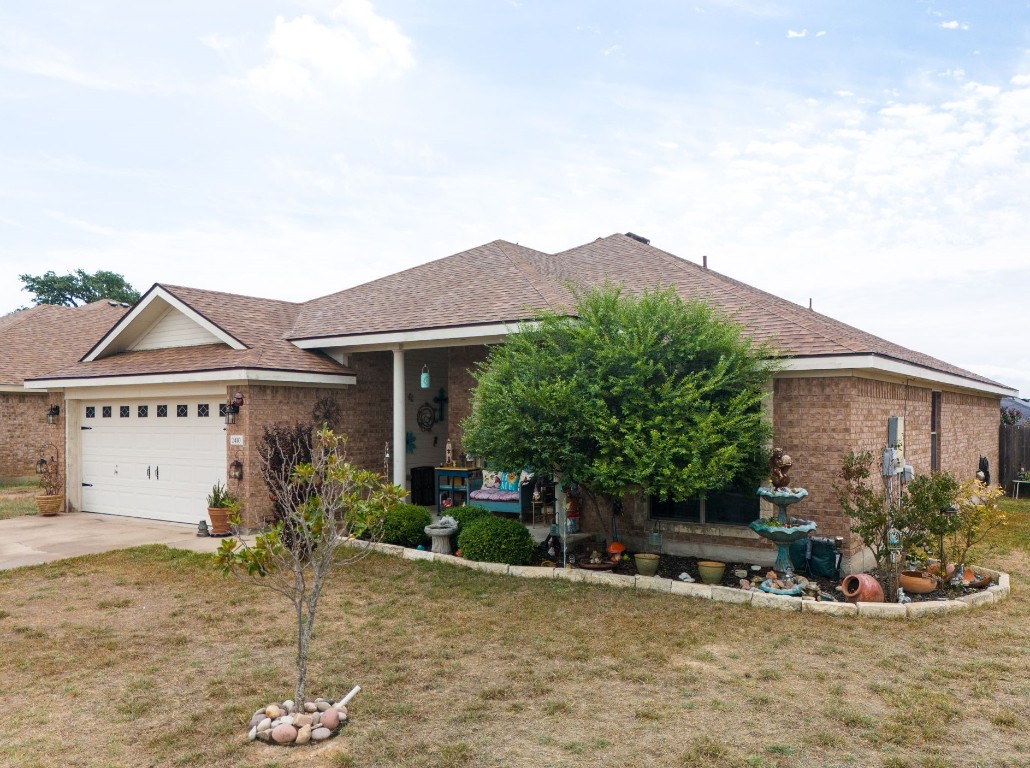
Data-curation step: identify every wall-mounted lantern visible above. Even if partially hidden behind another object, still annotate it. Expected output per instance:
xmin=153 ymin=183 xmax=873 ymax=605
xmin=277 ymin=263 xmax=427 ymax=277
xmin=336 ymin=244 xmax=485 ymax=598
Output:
xmin=228 ymin=458 xmax=244 ymax=481
xmin=45 ymin=404 xmax=60 ymax=425
xmin=420 ymin=364 xmax=430 ymax=389
xmin=225 ymin=393 xmax=244 ymax=425
xmin=35 ymin=457 xmax=48 ymax=474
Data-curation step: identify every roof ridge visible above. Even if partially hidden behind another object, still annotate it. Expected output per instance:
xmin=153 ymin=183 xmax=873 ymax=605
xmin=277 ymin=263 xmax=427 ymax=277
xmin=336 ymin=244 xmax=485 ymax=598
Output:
xmin=494 ymin=241 xmax=567 ymax=312
xmin=157 ymin=283 xmax=302 ymax=307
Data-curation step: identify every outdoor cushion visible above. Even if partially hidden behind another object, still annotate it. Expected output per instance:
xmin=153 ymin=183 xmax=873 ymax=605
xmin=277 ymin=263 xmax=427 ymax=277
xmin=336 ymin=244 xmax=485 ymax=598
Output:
xmin=499 ymin=471 xmax=521 ymax=492
xmin=469 ymin=488 xmax=520 ymax=502
xmin=481 ymin=470 xmax=501 ymax=489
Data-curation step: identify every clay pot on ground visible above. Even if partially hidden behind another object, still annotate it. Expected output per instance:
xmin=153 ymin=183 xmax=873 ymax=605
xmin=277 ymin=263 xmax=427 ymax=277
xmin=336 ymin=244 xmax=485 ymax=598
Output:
xmin=841 ymin=573 xmax=884 ymax=603
xmin=697 ymin=560 xmax=727 ymax=585
xmin=899 ymin=570 xmax=937 ymax=595
xmin=207 ymin=507 xmax=230 ymax=535
xmin=634 ymin=553 xmax=660 ymax=577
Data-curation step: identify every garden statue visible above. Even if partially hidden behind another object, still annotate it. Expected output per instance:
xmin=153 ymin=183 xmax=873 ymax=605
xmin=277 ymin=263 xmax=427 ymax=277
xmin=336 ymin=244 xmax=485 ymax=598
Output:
xmin=768 ymin=448 xmax=793 ymax=488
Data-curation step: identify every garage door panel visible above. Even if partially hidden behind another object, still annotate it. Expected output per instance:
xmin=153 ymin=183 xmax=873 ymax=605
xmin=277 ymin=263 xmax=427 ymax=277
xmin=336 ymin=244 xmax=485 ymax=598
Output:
xmin=79 ymin=398 xmax=225 ymax=525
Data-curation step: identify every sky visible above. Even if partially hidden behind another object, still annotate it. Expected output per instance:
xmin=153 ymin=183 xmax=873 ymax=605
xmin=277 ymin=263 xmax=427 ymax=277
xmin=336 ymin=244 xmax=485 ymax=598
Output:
xmin=1 ymin=1 xmax=1028 ymax=396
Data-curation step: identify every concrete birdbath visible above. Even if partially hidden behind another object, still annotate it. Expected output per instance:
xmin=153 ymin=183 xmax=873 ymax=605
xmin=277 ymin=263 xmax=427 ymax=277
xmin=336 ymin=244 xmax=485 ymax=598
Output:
xmin=424 ymin=517 xmax=458 ymax=555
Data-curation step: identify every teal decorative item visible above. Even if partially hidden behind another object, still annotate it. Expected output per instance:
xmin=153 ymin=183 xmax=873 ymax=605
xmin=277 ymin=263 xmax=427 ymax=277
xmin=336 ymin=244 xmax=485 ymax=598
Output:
xmin=752 ymin=485 xmax=815 ymax=578
xmin=406 ymin=431 xmax=416 ymax=454
xmin=420 ymin=364 xmax=430 ymax=389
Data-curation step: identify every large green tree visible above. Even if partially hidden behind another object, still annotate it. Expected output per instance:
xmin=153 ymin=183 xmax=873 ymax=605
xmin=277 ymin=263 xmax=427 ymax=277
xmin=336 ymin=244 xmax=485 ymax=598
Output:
xmin=462 ymin=285 xmax=777 ymax=502
xmin=19 ymin=269 xmax=141 ymax=307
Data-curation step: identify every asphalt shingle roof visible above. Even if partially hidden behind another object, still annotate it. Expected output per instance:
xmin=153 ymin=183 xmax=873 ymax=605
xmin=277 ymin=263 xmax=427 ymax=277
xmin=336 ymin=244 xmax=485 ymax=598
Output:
xmin=17 ymin=234 xmax=1004 ymax=390
xmin=36 ymin=285 xmax=351 ymax=381
xmin=289 ymin=233 xmax=1004 ymax=389
xmin=0 ymin=301 xmax=128 ymax=386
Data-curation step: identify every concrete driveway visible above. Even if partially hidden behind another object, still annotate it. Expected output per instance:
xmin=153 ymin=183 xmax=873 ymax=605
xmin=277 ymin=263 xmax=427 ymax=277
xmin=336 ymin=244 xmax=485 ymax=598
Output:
xmin=0 ymin=512 xmax=239 ymax=570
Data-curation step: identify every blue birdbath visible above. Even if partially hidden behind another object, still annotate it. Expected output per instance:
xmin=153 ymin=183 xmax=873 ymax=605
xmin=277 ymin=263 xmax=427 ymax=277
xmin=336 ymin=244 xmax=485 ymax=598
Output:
xmin=750 ymin=487 xmax=816 ymax=579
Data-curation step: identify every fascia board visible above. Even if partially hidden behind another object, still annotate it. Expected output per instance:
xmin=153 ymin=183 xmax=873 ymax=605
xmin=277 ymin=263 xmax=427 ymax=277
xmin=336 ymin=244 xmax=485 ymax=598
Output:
xmin=25 ymin=369 xmax=356 ymax=390
xmin=291 ymin=322 xmax=523 ymax=352
xmin=780 ymin=355 xmax=1015 ymax=397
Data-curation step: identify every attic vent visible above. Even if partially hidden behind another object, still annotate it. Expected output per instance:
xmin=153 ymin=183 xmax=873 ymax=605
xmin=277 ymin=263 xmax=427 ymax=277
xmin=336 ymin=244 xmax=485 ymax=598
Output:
xmin=625 ymin=232 xmax=650 ymax=245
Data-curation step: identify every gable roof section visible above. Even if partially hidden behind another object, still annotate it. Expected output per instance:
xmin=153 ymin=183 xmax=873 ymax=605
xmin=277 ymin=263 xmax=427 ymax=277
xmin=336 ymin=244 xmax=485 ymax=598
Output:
xmin=290 ymin=240 xmax=569 ymax=340
xmin=28 ymin=285 xmax=353 ymax=385
xmin=0 ymin=302 xmax=128 ymax=388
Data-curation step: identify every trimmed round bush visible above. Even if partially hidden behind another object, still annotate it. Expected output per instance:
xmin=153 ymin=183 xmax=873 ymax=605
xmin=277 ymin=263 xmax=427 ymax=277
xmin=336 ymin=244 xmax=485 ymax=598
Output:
xmin=382 ymin=503 xmax=432 ymax=548
xmin=457 ymin=515 xmax=535 ymax=565
xmin=448 ymin=504 xmax=491 ymax=532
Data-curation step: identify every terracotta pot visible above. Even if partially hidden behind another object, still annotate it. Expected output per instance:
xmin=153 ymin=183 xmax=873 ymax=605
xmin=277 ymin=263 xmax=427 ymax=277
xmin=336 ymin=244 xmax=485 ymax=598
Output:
xmin=207 ymin=506 xmax=231 ymax=536
xmin=899 ymin=570 xmax=937 ymax=595
xmin=697 ymin=560 xmax=726 ymax=585
xmin=841 ymin=573 xmax=884 ymax=603
xmin=634 ymin=553 xmax=660 ymax=577
xmin=35 ymin=494 xmax=64 ymax=516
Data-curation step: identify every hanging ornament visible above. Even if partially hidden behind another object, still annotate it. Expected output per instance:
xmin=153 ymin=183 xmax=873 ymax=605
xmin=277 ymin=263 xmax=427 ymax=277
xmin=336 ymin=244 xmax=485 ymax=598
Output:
xmin=420 ymin=364 xmax=430 ymax=389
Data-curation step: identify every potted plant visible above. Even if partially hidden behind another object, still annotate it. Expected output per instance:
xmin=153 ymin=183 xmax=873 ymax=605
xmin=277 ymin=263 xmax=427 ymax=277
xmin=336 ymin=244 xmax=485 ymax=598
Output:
xmin=34 ymin=443 xmax=64 ymax=516
xmin=207 ymin=481 xmax=238 ymax=536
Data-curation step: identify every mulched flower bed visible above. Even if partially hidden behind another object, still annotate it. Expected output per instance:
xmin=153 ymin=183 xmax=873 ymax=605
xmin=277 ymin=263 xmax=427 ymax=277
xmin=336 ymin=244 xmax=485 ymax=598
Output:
xmin=534 ymin=541 xmax=995 ymax=602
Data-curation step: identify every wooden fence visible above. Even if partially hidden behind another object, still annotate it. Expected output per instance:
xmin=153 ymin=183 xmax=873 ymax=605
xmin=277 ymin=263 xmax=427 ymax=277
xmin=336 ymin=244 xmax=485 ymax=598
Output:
xmin=999 ymin=424 xmax=1030 ymax=495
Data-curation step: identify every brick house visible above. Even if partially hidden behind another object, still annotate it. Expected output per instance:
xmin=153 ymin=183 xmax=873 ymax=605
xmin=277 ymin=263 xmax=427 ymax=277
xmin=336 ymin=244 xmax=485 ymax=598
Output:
xmin=24 ymin=234 xmax=1014 ymax=570
xmin=0 ymin=301 xmax=127 ymax=481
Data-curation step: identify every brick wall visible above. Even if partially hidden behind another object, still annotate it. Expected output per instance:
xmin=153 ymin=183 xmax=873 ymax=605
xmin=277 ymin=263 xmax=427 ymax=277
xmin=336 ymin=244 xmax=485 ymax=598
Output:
xmin=602 ymin=374 xmax=1000 ymax=564
xmin=0 ymin=392 xmax=53 ymax=481
xmin=446 ymin=345 xmax=489 ymax=457
xmin=231 ymin=353 xmax=391 ymax=528
xmin=940 ymin=390 xmax=998 ymax=482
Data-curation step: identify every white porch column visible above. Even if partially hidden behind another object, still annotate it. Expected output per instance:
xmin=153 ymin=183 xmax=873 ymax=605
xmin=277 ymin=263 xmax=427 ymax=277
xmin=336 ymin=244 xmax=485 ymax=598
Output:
xmin=392 ymin=346 xmax=407 ymax=490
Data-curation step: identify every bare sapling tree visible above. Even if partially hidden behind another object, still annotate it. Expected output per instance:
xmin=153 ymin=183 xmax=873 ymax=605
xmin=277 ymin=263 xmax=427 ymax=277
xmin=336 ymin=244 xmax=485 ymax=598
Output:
xmin=216 ymin=426 xmax=405 ymax=703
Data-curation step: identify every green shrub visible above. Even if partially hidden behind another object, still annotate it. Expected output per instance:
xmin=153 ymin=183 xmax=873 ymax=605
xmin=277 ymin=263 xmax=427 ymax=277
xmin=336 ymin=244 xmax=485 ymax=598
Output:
xmin=448 ymin=504 xmax=491 ymax=532
xmin=382 ymin=503 xmax=432 ymax=548
xmin=457 ymin=515 xmax=535 ymax=565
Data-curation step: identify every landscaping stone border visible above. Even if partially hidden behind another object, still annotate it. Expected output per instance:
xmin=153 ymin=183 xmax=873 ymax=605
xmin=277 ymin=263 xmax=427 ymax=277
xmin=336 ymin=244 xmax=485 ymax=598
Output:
xmin=353 ymin=541 xmax=1012 ymax=620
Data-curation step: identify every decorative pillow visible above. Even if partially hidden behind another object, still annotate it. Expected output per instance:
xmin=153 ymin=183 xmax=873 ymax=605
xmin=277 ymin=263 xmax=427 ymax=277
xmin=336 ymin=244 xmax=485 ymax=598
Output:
xmin=499 ymin=471 xmax=520 ymax=492
xmin=519 ymin=469 xmax=534 ymax=487
xmin=481 ymin=470 xmax=500 ymax=489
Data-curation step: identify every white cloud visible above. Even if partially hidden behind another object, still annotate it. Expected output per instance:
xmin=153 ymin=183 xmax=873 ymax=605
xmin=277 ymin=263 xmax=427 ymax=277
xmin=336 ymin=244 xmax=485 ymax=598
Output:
xmin=815 ymin=30 xmax=826 ymax=37
xmin=787 ymin=29 xmax=807 ymax=38
xmin=245 ymin=0 xmax=414 ymax=99
xmin=939 ymin=20 xmax=970 ymax=31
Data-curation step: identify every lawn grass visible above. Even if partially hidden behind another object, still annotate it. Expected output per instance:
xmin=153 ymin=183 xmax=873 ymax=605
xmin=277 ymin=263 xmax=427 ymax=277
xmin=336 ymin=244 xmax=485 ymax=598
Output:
xmin=0 ymin=502 xmax=1028 ymax=767
xmin=0 ymin=481 xmax=37 ymax=520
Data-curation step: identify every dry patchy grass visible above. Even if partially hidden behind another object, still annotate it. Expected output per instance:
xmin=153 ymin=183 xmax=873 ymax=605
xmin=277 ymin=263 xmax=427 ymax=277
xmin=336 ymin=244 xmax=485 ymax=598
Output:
xmin=1 ymin=502 xmax=1029 ymax=767
xmin=0 ymin=482 xmax=37 ymax=520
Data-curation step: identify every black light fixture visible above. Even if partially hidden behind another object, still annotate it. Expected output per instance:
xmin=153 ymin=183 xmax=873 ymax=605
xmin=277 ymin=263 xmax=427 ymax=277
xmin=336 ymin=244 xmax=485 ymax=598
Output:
xmin=45 ymin=404 xmax=60 ymax=425
xmin=225 ymin=392 xmax=244 ymax=425
xmin=35 ymin=457 xmax=48 ymax=474
xmin=228 ymin=458 xmax=244 ymax=481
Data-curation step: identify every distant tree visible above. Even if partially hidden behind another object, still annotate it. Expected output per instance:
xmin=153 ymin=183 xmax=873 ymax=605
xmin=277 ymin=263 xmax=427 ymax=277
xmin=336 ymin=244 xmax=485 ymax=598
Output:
xmin=19 ymin=269 xmax=141 ymax=307
xmin=1001 ymin=406 xmax=1024 ymax=426
xmin=462 ymin=285 xmax=777 ymax=505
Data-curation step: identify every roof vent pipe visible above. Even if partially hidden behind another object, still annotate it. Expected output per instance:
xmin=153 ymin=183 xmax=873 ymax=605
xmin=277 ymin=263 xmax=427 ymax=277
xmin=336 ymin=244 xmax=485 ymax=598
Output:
xmin=809 ymin=298 xmax=813 ymax=311
xmin=703 ymin=255 xmax=708 ymax=269
xmin=624 ymin=232 xmax=650 ymax=245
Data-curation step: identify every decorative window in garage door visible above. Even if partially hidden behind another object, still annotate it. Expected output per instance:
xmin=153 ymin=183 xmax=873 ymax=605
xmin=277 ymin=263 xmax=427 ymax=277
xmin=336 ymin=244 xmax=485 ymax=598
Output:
xmin=177 ymin=405 xmax=188 ymax=417
xmin=138 ymin=405 xmax=148 ymax=417
xmin=120 ymin=406 xmax=130 ymax=417
xmin=198 ymin=404 xmax=209 ymax=417
xmin=85 ymin=407 xmax=95 ymax=418
xmin=157 ymin=405 xmax=167 ymax=417
xmin=102 ymin=406 xmax=111 ymax=418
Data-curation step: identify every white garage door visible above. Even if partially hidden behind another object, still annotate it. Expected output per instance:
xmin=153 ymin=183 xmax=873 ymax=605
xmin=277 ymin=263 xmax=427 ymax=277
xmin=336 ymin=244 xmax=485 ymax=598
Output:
xmin=80 ymin=398 xmax=226 ymax=525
